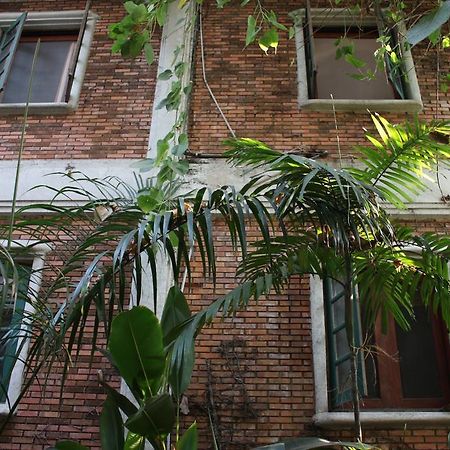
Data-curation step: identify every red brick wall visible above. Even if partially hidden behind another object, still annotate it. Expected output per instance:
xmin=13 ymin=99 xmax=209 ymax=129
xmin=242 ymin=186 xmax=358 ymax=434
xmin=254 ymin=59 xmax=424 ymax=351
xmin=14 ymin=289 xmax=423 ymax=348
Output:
xmin=0 ymin=0 xmax=158 ymax=160
xmin=188 ymin=0 xmax=450 ymax=157
xmin=0 ymin=0 xmax=449 ymax=449
xmin=182 ymin=219 xmax=450 ymax=450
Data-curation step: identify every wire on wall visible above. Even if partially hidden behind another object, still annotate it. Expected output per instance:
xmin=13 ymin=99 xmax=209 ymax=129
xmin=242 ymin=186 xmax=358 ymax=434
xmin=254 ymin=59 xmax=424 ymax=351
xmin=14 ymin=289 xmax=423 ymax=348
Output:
xmin=199 ymin=6 xmax=237 ymax=139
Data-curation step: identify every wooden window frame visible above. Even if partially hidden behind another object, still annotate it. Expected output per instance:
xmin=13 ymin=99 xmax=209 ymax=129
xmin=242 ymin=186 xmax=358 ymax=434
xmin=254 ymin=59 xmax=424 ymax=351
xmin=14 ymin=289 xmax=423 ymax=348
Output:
xmin=361 ymin=313 xmax=450 ymax=410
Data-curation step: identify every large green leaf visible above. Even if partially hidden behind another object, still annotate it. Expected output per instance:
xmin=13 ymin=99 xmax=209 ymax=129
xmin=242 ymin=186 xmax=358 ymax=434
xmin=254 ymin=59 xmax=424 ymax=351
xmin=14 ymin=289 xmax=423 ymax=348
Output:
xmin=406 ymin=1 xmax=450 ymax=46
xmin=109 ymin=306 xmax=165 ymax=393
xmin=125 ymin=393 xmax=175 ymax=440
xmin=177 ymin=422 xmax=198 ymax=450
xmin=161 ymin=285 xmax=191 ymax=346
xmin=100 ymin=396 xmax=124 ymax=450
xmin=124 ymin=432 xmax=145 ymax=450
xmin=99 ymin=379 xmax=138 ymax=417
xmin=161 ymin=286 xmax=194 ymax=397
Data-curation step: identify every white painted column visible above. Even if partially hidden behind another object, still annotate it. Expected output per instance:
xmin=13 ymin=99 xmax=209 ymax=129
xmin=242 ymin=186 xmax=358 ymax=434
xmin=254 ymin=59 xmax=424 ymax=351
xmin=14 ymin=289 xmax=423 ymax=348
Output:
xmin=147 ymin=1 xmax=197 ymax=157
xmin=121 ymin=5 xmax=197 ymax=443
xmin=131 ymin=1 xmax=197 ymax=314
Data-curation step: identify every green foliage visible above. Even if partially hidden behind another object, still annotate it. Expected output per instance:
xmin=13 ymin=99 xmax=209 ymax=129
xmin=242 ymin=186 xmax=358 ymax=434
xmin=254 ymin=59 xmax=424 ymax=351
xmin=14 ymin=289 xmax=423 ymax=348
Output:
xmin=352 ymin=114 xmax=450 ymax=208
xmin=108 ymin=307 xmax=165 ymax=396
xmin=177 ymin=422 xmax=198 ymax=450
xmin=258 ymin=28 xmax=279 ymax=53
xmin=109 ymin=2 xmax=151 ymax=58
xmin=161 ymin=285 xmax=191 ymax=346
xmin=406 ymin=1 xmax=450 ymax=46
xmin=125 ymin=394 xmax=175 ymax=440
xmin=100 ymin=396 xmax=124 ymax=450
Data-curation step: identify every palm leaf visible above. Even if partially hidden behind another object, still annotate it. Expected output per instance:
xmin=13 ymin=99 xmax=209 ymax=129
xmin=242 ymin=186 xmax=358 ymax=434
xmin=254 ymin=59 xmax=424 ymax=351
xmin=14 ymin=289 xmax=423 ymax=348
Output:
xmin=351 ymin=114 xmax=450 ymax=208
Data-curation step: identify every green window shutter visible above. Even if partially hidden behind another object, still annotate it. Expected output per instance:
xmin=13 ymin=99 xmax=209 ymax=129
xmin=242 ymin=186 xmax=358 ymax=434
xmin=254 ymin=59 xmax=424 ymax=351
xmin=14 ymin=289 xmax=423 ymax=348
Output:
xmin=304 ymin=1 xmax=317 ymax=99
xmin=0 ymin=263 xmax=31 ymax=403
xmin=0 ymin=12 xmax=27 ymax=93
xmin=386 ymin=27 xmax=406 ymax=99
xmin=374 ymin=9 xmax=406 ymax=100
xmin=324 ymin=278 xmax=366 ymax=408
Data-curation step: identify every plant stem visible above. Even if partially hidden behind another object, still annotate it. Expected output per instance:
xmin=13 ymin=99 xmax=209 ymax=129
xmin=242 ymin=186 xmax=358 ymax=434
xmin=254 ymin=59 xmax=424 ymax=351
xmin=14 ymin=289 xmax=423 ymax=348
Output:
xmin=7 ymin=40 xmax=40 ymax=251
xmin=344 ymin=253 xmax=362 ymax=442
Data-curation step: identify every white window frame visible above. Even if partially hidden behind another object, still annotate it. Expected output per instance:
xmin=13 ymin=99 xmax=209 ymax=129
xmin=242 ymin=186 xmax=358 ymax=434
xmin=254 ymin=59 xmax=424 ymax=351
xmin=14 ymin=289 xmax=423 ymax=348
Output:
xmin=0 ymin=241 xmax=51 ymax=415
xmin=0 ymin=10 xmax=98 ymax=115
xmin=310 ymin=275 xmax=450 ymax=428
xmin=294 ymin=8 xmax=423 ymax=113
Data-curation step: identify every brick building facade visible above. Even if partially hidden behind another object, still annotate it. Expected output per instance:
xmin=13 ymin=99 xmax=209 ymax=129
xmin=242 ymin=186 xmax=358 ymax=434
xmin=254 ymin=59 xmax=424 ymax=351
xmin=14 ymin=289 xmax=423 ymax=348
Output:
xmin=0 ymin=0 xmax=448 ymax=449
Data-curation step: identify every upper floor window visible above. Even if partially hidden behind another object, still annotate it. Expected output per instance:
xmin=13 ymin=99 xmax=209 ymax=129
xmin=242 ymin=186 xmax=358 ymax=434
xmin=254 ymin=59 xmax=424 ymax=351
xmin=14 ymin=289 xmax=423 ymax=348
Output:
xmin=0 ymin=10 xmax=97 ymax=114
xmin=294 ymin=8 xmax=423 ymax=112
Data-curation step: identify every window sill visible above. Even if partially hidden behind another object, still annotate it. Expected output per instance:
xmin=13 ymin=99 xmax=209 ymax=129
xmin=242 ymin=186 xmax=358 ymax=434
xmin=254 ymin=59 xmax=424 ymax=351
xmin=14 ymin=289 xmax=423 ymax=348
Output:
xmin=0 ymin=102 xmax=77 ymax=115
xmin=313 ymin=411 xmax=450 ymax=429
xmin=299 ymin=99 xmax=423 ymax=113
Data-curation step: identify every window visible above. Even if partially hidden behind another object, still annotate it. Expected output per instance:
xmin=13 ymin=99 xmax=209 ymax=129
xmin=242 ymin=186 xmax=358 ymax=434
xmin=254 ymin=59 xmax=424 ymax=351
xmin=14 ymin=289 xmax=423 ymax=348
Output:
xmin=0 ymin=242 xmax=49 ymax=415
xmin=324 ymin=278 xmax=450 ymax=411
xmin=294 ymin=8 xmax=422 ymax=112
xmin=0 ymin=10 xmax=97 ymax=114
xmin=310 ymin=276 xmax=450 ymax=428
xmin=0 ymin=261 xmax=32 ymax=405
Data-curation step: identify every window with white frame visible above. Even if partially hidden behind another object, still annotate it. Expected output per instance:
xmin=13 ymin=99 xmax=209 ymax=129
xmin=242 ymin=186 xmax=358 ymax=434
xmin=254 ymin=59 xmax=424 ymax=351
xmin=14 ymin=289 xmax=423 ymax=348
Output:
xmin=0 ymin=10 xmax=97 ymax=113
xmin=310 ymin=276 xmax=450 ymax=427
xmin=0 ymin=243 xmax=49 ymax=414
xmin=294 ymin=8 xmax=422 ymax=112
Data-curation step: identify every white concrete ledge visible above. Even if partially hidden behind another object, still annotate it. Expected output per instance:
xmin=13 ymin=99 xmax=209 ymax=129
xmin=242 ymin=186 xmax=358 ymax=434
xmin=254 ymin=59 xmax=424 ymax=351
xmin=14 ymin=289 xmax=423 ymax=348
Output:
xmin=0 ymin=103 xmax=75 ymax=115
xmin=299 ymin=99 xmax=423 ymax=113
xmin=313 ymin=411 xmax=450 ymax=429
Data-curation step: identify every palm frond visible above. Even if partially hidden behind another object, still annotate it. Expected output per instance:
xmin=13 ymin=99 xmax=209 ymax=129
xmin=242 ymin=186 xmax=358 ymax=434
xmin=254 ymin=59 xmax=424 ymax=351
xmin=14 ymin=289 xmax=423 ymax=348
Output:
xmin=225 ymin=137 xmax=394 ymax=254
xmin=351 ymin=114 xmax=450 ymax=208
xmin=353 ymin=227 xmax=450 ymax=331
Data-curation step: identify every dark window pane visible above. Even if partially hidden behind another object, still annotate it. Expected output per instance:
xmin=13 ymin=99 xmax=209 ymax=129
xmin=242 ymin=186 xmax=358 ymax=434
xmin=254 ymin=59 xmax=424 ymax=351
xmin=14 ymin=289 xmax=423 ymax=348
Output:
xmin=395 ymin=306 xmax=443 ymax=398
xmin=363 ymin=333 xmax=380 ymax=398
xmin=314 ymin=34 xmax=396 ymax=100
xmin=3 ymin=40 xmax=73 ymax=103
xmin=336 ymin=357 xmax=351 ymax=393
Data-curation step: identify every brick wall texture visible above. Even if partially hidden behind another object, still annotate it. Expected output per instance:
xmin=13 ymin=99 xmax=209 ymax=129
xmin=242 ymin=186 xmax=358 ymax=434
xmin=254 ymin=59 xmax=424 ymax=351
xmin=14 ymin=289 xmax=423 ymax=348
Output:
xmin=0 ymin=0 xmax=157 ymax=160
xmin=0 ymin=0 xmax=449 ymax=449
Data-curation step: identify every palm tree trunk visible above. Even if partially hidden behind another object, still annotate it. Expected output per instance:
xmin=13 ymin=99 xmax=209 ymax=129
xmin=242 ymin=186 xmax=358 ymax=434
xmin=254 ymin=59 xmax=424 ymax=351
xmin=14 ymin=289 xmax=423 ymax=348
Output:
xmin=344 ymin=253 xmax=362 ymax=442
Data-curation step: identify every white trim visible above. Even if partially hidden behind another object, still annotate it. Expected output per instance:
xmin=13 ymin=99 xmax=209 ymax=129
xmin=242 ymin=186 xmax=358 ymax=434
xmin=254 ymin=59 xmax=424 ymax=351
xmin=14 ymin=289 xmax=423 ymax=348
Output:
xmin=314 ymin=411 xmax=450 ymax=428
xmin=310 ymin=275 xmax=329 ymax=414
xmin=147 ymin=1 xmax=196 ymax=157
xmin=0 ymin=241 xmax=51 ymax=415
xmin=1 ymin=159 xmax=450 ymax=217
xmin=0 ymin=10 xmax=98 ymax=114
xmin=294 ymin=8 xmax=423 ymax=112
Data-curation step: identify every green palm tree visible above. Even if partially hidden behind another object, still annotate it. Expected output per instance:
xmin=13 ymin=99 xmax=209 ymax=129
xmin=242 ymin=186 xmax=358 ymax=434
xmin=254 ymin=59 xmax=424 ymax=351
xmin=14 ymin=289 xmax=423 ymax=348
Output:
xmin=1 ymin=114 xmax=450 ymax=446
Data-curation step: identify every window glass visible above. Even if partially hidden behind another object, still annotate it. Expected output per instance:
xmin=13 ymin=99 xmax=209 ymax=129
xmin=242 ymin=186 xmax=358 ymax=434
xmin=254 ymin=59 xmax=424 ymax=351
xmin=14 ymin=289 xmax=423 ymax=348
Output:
xmin=314 ymin=29 xmax=396 ymax=100
xmin=395 ymin=306 xmax=443 ymax=398
xmin=2 ymin=37 xmax=75 ymax=103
